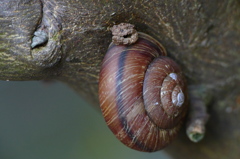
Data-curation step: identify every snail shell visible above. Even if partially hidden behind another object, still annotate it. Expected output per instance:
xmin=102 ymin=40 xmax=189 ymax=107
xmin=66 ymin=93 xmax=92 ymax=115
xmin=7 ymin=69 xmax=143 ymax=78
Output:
xmin=99 ymin=32 xmax=188 ymax=152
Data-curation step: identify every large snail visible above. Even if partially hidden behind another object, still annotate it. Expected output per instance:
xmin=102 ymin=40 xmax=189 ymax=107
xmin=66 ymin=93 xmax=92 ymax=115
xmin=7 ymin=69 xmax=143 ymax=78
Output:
xmin=98 ymin=23 xmax=188 ymax=152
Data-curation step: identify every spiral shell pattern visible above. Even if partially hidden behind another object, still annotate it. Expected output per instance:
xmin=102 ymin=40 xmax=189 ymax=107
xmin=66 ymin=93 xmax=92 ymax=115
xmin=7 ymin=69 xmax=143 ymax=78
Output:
xmin=99 ymin=32 xmax=188 ymax=152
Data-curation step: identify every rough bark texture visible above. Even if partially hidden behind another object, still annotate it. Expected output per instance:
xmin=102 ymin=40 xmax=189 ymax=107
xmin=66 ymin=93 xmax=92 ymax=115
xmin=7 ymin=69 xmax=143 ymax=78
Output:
xmin=0 ymin=0 xmax=240 ymax=159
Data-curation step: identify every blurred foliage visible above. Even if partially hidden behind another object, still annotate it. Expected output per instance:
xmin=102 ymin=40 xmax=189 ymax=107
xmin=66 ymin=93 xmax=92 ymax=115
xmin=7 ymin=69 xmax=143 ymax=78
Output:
xmin=0 ymin=81 xmax=171 ymax=159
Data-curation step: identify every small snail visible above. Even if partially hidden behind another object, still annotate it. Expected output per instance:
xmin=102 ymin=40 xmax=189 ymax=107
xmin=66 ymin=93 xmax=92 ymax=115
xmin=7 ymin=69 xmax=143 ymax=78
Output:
xmin=99 ymin=24 xmax=188 ymax=152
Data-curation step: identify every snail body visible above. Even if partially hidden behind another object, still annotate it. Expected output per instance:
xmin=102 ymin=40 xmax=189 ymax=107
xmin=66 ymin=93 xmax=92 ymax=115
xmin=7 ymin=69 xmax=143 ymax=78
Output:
xmin=99 ymin=32 xmax=188 ymax=152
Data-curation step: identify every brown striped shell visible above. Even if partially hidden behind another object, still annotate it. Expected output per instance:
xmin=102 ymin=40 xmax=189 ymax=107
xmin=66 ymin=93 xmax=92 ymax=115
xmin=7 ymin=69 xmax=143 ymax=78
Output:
xmin=99 ymin=32 xmax=188 ymax=152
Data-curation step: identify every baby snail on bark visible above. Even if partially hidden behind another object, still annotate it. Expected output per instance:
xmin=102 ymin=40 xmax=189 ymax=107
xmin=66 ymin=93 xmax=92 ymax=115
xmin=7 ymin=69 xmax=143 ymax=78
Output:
xmin=98 ymin=23 xmax=188 ymax=152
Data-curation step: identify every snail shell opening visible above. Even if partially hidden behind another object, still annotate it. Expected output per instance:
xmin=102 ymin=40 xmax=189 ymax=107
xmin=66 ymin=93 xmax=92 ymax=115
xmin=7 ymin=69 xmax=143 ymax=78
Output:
xmin=99 ymin=32 xmax=188 ymax=152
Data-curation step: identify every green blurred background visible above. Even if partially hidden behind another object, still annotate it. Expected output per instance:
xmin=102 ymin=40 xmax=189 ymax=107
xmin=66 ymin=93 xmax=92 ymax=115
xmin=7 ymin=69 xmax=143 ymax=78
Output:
xmin=0 ymin=81 xmax=171 ymax=159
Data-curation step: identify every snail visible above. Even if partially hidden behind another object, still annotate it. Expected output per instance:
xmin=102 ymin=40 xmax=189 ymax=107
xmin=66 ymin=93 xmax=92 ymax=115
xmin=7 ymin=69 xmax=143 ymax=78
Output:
xmin=98 ymin=24 xmax=188 ymax=152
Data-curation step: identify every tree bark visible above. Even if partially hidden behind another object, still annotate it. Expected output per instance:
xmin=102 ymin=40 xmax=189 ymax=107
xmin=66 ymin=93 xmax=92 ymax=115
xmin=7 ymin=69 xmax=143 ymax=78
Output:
xmin=0 ymin=0 xmax=240 ymax=158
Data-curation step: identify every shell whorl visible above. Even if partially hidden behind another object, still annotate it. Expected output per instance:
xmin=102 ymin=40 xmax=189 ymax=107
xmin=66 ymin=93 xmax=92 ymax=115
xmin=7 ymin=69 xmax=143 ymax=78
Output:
xmin=99 ymin=32 xmax=188 ymax=152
